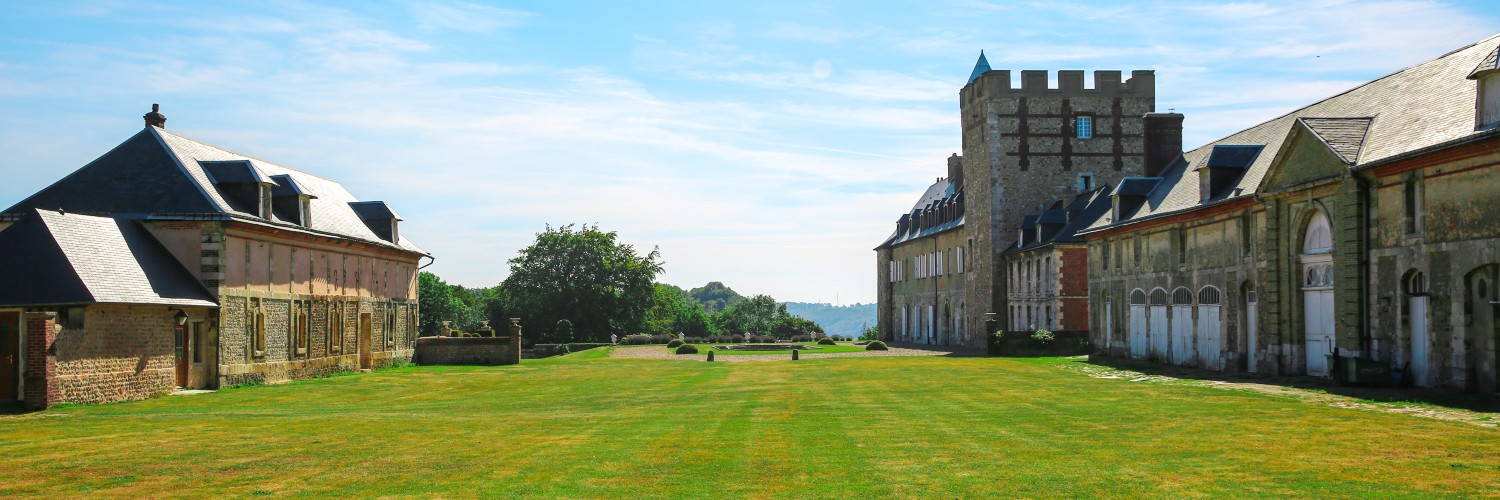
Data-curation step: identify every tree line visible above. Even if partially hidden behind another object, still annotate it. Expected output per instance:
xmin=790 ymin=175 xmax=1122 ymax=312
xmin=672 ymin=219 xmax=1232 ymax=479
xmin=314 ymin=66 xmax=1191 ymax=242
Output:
xmin=418 ymin=224 xmax=823 ymax=344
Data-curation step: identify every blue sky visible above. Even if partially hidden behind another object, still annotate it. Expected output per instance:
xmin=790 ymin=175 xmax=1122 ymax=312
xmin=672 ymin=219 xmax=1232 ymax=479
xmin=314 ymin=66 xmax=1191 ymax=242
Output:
xmin=3 ymin=1 xmax=1498 ymax=304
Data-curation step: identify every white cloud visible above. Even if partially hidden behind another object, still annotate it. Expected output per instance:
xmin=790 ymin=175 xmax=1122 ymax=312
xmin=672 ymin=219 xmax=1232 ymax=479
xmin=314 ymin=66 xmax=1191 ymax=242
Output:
xmin=409 ymin=1 xmax=533 ymax=32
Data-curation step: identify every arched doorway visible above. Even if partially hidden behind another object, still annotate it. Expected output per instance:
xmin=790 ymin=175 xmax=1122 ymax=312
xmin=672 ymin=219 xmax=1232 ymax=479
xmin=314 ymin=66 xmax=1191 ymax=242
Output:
xmin=1465 ymin=265 xmax=1499 ymax=393
xmin=1171 ymin=287 xmax=1195 ymax=366
xmin=1301 ymin=210 xmax=1334 ymax=376
xmin=1149 ymin=288 xmax=1169 ymax=362
xmin=1197 ymin=286 xmax=1223 ymax=371
xmin=1242 ymin=283 xmax=1259 ymax=373
xmin=1129 ymin=289 xmax=1148 ymax=359
xmin=1406 ymin=270 xmax=1431 ymax=387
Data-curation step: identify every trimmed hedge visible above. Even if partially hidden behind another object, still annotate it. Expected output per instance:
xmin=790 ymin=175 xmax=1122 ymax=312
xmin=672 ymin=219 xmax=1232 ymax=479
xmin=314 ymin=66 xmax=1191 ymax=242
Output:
xmin=675 ymin=344 xmax=699 ymax=355
xmin=865 ymin=340 xmax=888 ymax=351
xmin=666 ymin=339 xmax=685 ymax=348
xmin=817 ymin=337 xmax=836 ymax=345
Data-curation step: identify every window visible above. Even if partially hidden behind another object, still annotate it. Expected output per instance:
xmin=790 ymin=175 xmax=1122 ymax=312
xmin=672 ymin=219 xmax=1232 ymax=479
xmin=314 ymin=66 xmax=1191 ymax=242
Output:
xmin=192 ymin=322 xmax=205 ymax=364
xmin=250 ymin=299 xmax=266 ymax=358
xmin=329 ymin=305 xmax=345 ymax=353
xmin=1078 ymin=173 xmax=1095 ymax=191
xmin=1075 ymin=115 xmax=1093 ymax=139
xmin=58 ymin=306 xmax=85 ymax=329
xmin=294 ymin=303 xmax=308 ymax=357
xmin=956 ymin=246 xmax=965 ymax=274
xmin=1178 ymin=228 xmax=1188 ymax=265
xmin=1404 ymin=178 xmax=1422 ymax=234
xmin=1102 ymin=239 xmax=1111 ymax=271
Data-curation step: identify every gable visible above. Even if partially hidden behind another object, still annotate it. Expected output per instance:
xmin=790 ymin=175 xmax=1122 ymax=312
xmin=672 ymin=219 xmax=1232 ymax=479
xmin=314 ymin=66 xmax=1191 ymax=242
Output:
xmin=1261 ymin=125 xmax=1351 ymax=191
xmin=4 ymin=128 xmax=218 ymax=215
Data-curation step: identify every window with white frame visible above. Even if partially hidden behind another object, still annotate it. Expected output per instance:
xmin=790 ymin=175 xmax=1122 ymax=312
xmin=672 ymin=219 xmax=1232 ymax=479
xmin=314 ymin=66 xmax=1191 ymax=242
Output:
xmin=1075 ymin=115 xmax=1093 ymax=139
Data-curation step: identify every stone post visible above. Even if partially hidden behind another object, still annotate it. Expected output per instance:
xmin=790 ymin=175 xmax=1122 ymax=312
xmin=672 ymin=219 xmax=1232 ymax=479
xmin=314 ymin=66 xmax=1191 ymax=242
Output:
xmin=24 ymin=311 xmax=59 ymax=411
xmin=508 ymin=318 xmax=522 ymax=364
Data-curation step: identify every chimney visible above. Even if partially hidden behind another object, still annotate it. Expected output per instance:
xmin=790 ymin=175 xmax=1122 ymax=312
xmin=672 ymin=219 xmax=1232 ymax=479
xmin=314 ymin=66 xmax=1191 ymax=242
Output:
xmin=947 ymin=153 xmax=964 ymax=189
xmin=1143 ymin=112 xmax=1183 ymax=177
xmin=144 ymin=103 xmax=167 ymax=128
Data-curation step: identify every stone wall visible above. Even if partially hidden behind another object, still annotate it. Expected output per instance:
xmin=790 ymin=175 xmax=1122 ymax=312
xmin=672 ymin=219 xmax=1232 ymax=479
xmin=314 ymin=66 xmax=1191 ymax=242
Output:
xmin=414 ymin=324 xmax=522 ymax=366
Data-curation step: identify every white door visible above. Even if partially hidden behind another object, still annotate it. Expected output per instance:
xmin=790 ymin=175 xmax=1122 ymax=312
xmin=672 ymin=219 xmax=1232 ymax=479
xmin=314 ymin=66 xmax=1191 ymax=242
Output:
xmin=1304 ymin=290 xmax=1334 ymax=376
xmin=1129 ymin=305 xmax=1147 ymax=359
xmin=1246 ymin=300 xmax=1259 ymax=373
xmin=1149 ymin=306 xmax=1169 ymax=362
xmin=1172 ymin=305 xmax=1195 ymax=365
xmin=1197 ymin=305 xmax=1222 ymax=371
xmin=1410 ymin=295 xmax=1430 ymax=387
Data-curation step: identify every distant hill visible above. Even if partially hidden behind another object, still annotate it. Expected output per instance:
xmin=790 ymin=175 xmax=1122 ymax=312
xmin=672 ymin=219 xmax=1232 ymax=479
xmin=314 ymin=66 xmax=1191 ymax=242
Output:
xmin=687 ymin=281 xmax=746 ymax=313
xmin=782 ymin=302 xmax=876 ymax=338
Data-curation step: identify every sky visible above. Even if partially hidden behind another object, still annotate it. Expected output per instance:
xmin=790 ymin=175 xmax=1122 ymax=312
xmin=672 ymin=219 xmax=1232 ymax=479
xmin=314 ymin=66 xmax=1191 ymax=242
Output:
xmin=2 ymin=1 xmax=1499 ymax=304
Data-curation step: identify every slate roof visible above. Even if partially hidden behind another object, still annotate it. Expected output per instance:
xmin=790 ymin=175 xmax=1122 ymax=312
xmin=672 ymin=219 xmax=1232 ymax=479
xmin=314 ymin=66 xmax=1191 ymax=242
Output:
xmin=1300 ymin=118 xmax=1372 ymax=164
xmin=0 ymin=210 xmax=217 ymax=307
xmin=1468 ymin=46 xmax=1500 ymax=79
xmin=1081 ymin=33 xmax=1500 ymax=234
xmin=1005 ymin=187 xmax=1114 ymax=253
xmin=1202 ymin=145 xmax=1264 ymax=170
xmin=877 ymin=177 xmax=965 ymax=248
xmin=4 ymin=126 xmax=425 ymax=255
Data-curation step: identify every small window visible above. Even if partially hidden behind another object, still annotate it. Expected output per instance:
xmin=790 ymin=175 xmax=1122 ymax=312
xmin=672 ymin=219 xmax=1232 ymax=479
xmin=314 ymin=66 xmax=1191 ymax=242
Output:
xmin=192 ymin=322 xmax=206 ymax=364
xmin=1075 ymin=116 xmax=1093 ymax=139
xmin=1404 ymin=178 xmax=1422 ymax=234
xmin=58 ymin=306 xmax=85 ymax=329
xmin=1078 ymin=173 xmax=1095 ymax=191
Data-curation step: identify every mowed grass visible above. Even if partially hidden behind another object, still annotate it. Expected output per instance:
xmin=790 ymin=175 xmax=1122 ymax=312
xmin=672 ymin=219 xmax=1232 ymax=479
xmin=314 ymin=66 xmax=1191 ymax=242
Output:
xmin=691 ymin=343 xmax=870 ymax=355
xmin=1 ymin=349 xmax=1497 ymax=498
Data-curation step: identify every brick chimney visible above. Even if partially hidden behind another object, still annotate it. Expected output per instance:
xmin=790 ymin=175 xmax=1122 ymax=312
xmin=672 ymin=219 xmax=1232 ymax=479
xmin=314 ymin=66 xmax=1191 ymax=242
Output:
xmin=144 ymin=103 xmax=166 ymax=128
xmin=1143 ymin=112 xmax=1183 ymax=177
xmin=946 ymin=153 xmax=964 ymax=189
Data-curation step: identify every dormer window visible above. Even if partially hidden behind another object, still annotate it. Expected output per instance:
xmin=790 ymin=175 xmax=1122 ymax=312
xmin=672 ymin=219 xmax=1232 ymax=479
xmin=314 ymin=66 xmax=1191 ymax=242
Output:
xmin=268 ymin=174 xmax=317 ymax=227
xmin=1468 ymin=46 xmax=1500 ymax=130
xmin=349 ymin=201 xmax=403 ymax=244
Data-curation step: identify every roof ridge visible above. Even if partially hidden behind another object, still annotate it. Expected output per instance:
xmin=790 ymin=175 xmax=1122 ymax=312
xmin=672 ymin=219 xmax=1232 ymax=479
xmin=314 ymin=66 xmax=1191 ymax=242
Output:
xmin=153 ymin=127 xmax=341 ymax=184
xmin=1186 ymin=32 xmax=1499 ymax=152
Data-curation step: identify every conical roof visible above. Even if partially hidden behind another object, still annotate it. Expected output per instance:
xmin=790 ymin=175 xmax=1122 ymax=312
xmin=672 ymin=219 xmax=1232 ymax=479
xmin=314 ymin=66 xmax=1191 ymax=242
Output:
xmin=968 ymin=50 xmax=991 ymax=84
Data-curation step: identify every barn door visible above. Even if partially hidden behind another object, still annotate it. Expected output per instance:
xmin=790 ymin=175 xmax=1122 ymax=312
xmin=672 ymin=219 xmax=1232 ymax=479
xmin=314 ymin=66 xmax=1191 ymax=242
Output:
xmin=1171 ymin=288 xmax=1194 ymax=366
xmin=1246 ymin=290 xmax=1259 ymax=373
xmin=1197 ymin=287 xmax=1223 ymax=371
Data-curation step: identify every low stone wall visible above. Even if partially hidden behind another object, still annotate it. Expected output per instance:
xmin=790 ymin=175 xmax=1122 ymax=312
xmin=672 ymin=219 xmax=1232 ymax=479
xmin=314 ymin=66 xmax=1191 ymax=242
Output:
xmin=414 ymin=336 xmax=520 ymax=366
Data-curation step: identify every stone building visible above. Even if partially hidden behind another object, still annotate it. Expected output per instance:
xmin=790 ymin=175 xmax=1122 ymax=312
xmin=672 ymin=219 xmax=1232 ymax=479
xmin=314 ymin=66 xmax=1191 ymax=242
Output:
xmin=999 ymin=187 xmax=1112 ymax=332
xmin=0 ymin=106 xmax=428 ymax=409
xmin=1080 ymin=34 xmax=1500 ymax=391
xmin=877 ymin=51 xmax=1180 ymax=348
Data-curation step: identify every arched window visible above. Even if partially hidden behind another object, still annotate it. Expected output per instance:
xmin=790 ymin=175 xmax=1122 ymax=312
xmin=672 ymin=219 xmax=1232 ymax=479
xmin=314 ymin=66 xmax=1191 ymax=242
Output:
xmin=1171 ymin=287 xmax=1194 ymax=305
xmin=1130 ymin=289 xmax=1147 ymax=305
xmin=1303 ymin=211 xmax=1332 ymax=254
xmin=1198 ymin=286 xmax=1222 ymax=305
xmin=1149 ymin=288 xmax=1168 ymax=306
xmin=1406 ymin=270 xmax=1429 ymax=296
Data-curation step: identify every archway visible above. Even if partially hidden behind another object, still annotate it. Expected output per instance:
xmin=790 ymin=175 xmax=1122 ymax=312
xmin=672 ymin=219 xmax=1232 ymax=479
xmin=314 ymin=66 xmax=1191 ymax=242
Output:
xmin=1171 ymin=287 xmax=1195 ymax=366
xmin=1197 ymin=286 xmax=1223 ymax=371
xmin=1149 ymin=288 xmax=1169 ymax=362
xmin=1301 ymin=209 xmax=1334 ymax=376
xmin=1405 ymin=269 xmax=1431 ymax=387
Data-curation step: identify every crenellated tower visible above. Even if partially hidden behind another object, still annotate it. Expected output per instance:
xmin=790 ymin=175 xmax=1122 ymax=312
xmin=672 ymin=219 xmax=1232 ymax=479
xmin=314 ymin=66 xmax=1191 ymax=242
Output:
xmin=958 ymin=55 xmax=1168 ymax=346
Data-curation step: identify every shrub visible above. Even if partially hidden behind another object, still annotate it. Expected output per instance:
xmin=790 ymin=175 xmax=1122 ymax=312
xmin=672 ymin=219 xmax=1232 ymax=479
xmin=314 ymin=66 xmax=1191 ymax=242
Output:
xmin=649 ymin=334 xmax=675 ymax=345
xmin=557 ymin=344 xmax=571 ymax=355
xmin=685 ymin=337 xmax=708 ymax=344
xmin=675 ymin=344 xmax=699 ymax=355
xmin=666 ymin=339 xmax=684 ymax=348
xmin=791 ymin=334 xmax=812 ymax=343
xmin=730 ymin=334 xmax=745 ymax=343
xmin=750 ymin=335 xmax=776 ymax=344
xmin=818 ymin=337 xmax=836 ymax=345
xmin=1032 ymin=329 xmax=1055 ymax=344
xmin=623 ymin=334 xmax=651 ymax=345
xmin=865 ymin=340 xmax=888 ymax=351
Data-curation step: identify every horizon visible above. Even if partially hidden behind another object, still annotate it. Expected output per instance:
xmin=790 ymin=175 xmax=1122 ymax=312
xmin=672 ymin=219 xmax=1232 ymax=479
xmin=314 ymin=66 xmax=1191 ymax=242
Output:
xmin=4 ymin=1 xmax=1499 ymax=303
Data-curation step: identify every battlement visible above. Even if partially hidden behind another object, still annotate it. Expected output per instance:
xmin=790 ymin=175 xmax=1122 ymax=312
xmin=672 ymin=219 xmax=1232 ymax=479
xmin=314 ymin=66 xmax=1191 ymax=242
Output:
xmin=961 ymin=69 xmax=1154 ymax=102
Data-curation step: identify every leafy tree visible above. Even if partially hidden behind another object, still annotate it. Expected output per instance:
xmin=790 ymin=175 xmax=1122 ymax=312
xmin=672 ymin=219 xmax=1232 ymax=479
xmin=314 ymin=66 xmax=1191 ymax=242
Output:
xmin=502 ymin=224 xmax=664 ymax=343
xmin=555 ymin=319 xmax=574 ymax=344
xmin=418 ymin=272 xmax=488 ymax=335
xmin=859 ymin=323 xmax=879 ymax=342
xmin=644 ymin=283 xmax=715 ymax=337
xmin=713 ymin=294 xmax=783 ymax=335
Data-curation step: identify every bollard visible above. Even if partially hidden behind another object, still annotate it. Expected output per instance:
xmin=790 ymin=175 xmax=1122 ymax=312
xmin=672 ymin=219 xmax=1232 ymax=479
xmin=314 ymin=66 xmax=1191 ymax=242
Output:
xmin=792 ymin=348 xmax=799 ymax=361
xmin=707 ymin=350 xmax=715 ymax=362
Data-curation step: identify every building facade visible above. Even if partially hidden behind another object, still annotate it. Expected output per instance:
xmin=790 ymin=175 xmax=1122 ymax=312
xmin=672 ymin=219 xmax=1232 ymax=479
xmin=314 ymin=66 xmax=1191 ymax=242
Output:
xmin=877 ymin=52 xmax=1177 ymax=348
xmin=0 ymin=107 xmax=428 ymax=409
xmin=1082 ymin=34 xmax=1500 ymax=391
xmin=1000 ymin=187 xmax=1112 ymax=333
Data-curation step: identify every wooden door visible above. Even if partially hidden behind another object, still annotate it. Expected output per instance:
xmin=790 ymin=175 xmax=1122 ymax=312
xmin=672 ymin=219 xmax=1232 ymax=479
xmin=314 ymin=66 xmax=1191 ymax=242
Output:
xmin=1304 ymin=290 xmax=1334 ymax=376
xmin=1149 ymin=306 xmax=1169 ymax=362
xmin=1197 ymin=306 xmax=1222 ymax=371
xmin=1128 ymin=305 xmax=1147 ymax=359
xmin=1246 ymin=300 xmax=1259 ymax=373
xmin=359 ymin=312 xmax=373 ymax=369
xmin=1104 ymin=302 xmax=1113 ymax=354
xmin=174 ymin=325 xmax=188 ymax=388
xmin=0 ymin=312 xmax=17 ymax=400
xmin=1171 ymin=305 xmax=1194 ymax=366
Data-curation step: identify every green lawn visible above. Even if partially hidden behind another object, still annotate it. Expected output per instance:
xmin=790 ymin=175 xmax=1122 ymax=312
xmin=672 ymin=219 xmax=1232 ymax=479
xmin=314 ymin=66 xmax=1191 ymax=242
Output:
xmin=2 ymin=348 xmax=1497 ymax=497
xmin=678 ymin=343 xmax=870 ymax=355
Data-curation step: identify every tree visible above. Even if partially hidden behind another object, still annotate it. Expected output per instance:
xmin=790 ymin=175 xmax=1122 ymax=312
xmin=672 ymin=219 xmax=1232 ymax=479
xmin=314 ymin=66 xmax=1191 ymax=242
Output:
xmin=689 ymin=281 xmax=746 ymax=313
xmin=502 ymin=224 xmax=664 ymax=343
xmin=859 ymin=323 xmax=879 ymax=341
xmin=418 ymin=272 xmax=489 ymax=336
xmin=644 ymin=284 xmax=715 ymax=337
xmin=713 ymin=294 xmax=782 ymax=335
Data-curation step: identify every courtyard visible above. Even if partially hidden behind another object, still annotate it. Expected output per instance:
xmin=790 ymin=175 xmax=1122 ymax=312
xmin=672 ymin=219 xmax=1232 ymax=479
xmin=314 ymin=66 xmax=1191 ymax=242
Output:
xmin=0 ymin=348 xmax=1496 ymax=498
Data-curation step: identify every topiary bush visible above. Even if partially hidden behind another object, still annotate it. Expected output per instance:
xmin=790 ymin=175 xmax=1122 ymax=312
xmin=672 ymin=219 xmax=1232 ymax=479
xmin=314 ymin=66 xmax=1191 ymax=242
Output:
xmin=865 ymin=340 xmax=888 ymax=351
xmin=675 ymin=344 xmax=699 ymax=355
xmin=817 ymin=337 xmax=836 ymax=345
xmin=666 ymin=339 xmax=684 ymax=348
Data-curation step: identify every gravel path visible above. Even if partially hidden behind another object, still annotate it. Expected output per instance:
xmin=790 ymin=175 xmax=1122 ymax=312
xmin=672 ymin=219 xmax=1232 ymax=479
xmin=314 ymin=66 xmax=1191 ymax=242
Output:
xmin=608 ymin=344 xmax=977 ymax=362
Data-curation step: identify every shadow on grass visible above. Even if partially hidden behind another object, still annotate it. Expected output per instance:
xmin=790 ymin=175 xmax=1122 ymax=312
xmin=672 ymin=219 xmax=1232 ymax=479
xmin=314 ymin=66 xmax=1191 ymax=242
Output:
xmin=1080 ymin=355 xmax=1500 ymax=414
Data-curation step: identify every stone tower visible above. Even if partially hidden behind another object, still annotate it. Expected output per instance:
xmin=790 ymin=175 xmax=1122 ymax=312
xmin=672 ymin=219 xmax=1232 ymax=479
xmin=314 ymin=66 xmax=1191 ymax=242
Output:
xmin=958 ymin=55 xmax=1163 ymax=347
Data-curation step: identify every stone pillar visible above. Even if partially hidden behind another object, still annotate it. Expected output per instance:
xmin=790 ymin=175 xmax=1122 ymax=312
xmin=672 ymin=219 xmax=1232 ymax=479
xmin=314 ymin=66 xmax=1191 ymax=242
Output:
xmin=508 ymin=318 xmax=522 ymax=364
xmin=24 ymin=311 xmax=59 ymax=411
